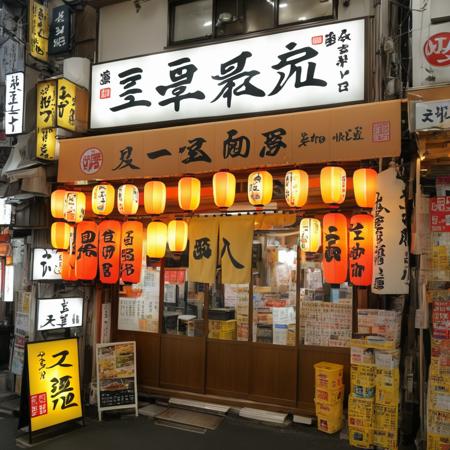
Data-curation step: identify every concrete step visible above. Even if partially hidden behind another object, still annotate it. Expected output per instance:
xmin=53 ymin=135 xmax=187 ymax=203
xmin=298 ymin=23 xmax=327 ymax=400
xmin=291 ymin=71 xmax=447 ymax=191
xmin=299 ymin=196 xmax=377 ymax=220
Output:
xmin=0 ymin=395 xmax=20 ymax=417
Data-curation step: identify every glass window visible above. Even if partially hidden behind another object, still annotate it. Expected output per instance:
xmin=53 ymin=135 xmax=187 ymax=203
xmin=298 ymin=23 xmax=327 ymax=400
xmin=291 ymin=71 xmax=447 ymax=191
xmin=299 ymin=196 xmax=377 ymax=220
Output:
xmin=208 ymin=282 xmax=249 ymax=341
xmin=163 ymin=268 xmax=206 ymax=336
xmin=299 ymin=251 xmax=353 ymax=347
xmin=245 ymin=0 xmax=275 ymax=33
xmin=173 ymin=0 xmax=213 ymax=42
xmin=278 ymin=0 xmax=334 ymax=26
xmin=252 ymin=229 xmax=298 ymax=346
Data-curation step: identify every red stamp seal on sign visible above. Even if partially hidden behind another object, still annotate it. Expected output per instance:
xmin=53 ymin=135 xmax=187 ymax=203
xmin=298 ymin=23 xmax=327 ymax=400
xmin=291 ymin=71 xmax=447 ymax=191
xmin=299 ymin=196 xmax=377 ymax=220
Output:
xmin=80 ymin=147 xmax=103 ymax=175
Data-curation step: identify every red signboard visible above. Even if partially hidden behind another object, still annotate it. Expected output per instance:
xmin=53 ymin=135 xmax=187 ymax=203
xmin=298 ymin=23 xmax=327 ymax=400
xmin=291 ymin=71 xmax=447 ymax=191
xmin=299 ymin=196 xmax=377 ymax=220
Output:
xmin=423 ymin=32 xmax=450 ymax=67
xmin=430 ymin=196 xmax=450 ymax=232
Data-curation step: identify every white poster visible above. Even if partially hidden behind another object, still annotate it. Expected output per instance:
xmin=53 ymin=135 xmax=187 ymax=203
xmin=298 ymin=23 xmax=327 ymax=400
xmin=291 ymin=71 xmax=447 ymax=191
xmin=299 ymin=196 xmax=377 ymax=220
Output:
xmin=101 ymin=303 xmax=111 ymax=343
xmin=4 ymin=265 xmax=14 ymax=302
xmin=91 ymin=19 xmax=365 ymax=129
xmin=32 ymin=248 xmax=62 ymax=281
xmin=4 ymin=72 xmax=25 ymax=135
xmin=0 ymin=198 xmax=12 ymax=225
xmin=372 ymin=166 xmax=409 ymax=294
xmin=37 ymin=297 xmax=83 ymax=331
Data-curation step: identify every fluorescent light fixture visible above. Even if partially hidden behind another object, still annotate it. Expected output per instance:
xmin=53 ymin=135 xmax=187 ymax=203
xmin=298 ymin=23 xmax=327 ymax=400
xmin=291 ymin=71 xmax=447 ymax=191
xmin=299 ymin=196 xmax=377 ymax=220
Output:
xmin=203 ymin=20 xmax=212 ymax=27
xmin=298 ymin=16 xmax=307 ymax=21
xmin=279 ymin=2 xmax=288 ymax=7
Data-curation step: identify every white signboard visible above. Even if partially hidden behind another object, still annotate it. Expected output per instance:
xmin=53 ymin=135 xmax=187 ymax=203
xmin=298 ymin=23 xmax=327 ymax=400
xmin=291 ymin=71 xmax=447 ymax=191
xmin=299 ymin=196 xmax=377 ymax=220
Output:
xmin=91 ymin=19 xmax=365 ymax=129
xmin=415 ymin=100 xmax=450 ymax=131
xmin=0 ymin=198 xmax=12 ymax=225
xmin=37 ymin=297 xmax=83 ymax=331
xmin=32 ymin=248 xmax=62 ymax=281
xmin=4 ymin=72 xmax=25 ymax=135
xmin=3 ymin=265 xmax=14 ymax=302
xmin=372 ymin=166 xmax=409 ymax=295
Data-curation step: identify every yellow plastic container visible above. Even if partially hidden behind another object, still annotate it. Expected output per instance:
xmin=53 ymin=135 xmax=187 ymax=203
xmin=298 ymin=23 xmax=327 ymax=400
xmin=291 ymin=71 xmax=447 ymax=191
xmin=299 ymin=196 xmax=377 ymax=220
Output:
xmin=315 ymin=399 xmax=343 ymax=419
xmin=374 ymin=428 xmax=398 ymax=449
xmin=315 ymin=386 xmax=344 ymax=404
xmin=348 ymin=426 xmax=374 ymax=449
xmin=348 ymin=395 xmax=374 ymax=428
xmin=351 ymin=365 xmax=376 ymax=386
xmin=374 ymin=403 xmax=399 ymax=430
xmin=314 ymin=362 xmax=344 ymax=389
xmin=317 ymin=415 xmax=342 ymax=434
xmin=427 ymin=433 xmax=450 ymax=450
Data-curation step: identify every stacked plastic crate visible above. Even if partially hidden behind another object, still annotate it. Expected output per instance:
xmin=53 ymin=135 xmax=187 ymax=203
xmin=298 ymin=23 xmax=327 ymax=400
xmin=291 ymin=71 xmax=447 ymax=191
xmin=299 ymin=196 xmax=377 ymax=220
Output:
xmin=314 ymin=362 xmax=345 ymax=434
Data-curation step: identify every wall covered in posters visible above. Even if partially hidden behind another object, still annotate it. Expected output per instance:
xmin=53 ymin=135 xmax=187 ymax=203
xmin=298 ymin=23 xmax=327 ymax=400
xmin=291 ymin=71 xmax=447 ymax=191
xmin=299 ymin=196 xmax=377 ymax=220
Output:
xmin=90 ymin=19 xmax=366 ymax=129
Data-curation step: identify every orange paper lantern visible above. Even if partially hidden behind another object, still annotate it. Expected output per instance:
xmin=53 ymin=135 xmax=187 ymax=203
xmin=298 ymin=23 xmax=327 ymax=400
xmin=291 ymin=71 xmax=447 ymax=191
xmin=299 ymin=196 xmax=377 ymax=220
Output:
xmin=117 ymin=184 xmax=139 ymax=215
xmin=168 ymin=220 xmax=188 ymax=252
xmin=92 ymin=184 xmax=115 ymax=215
xmin=60 ymin=251 xmax=77 ymax=281
xmin=213 ymin=171 xmax=236 ymax=209
xmin=178 ymin=177 xmax=201 ymax=211
xmin=120 ymin=221 xmax=143 ymax=283
xmin=349 ymin=214 xmax=374 ymax=286
xmin=51 ymin=222 xmax=73 ymax=250
xmin=64 ymin=191 xmax=86 ymax=223
xmin=75 ymin=221 xmax=98 ymax=280
xmin=144 ymin=181 xmax=166 ymax=215
xmin=248 ymin=171 xmax=273 ymax=206
xmin=147 ymin=221 xmax=167 ymax=258
xmin=320 ymin=166 xmax=347 ymax=205
xmin=322 ymin=213 xmax=348 ymax=285
xmin=285 ymin=170 xmax=309 ymax=208
xmin=299 ymin=218 xmax=321 ymax=252
xmin=51 ymin=189 xmax=66 ymax=219
xmin=353 ymin=168 xmax=378 ymax=209
xmin=98 ymin=220 xmax=121 ymax=284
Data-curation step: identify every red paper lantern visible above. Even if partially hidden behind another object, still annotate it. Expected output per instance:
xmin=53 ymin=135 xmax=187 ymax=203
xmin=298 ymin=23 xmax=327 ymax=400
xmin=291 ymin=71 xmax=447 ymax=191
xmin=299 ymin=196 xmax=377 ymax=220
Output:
xmin=322 ymin=213 xmax=348 ymax=285
xmin=75 ymin=221 xmax=98 ymax=280
xmin=121 ymin=221 xmax=143 ymax=284
xmin=61 ymin=251 xmax=77 ymax=281
xmin=349 ymin=214 xmax=374 ymax=286
xmin=98 ymin=220 xmax=121 ymax=284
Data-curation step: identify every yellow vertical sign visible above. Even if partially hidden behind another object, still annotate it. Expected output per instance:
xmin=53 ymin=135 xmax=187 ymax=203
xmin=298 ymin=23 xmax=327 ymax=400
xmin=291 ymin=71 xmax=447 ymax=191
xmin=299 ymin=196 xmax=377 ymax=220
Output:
xmin=27 ymin=338 xmax=83 ymax=432
xmin=36 ymin=128 xmax=57 ymax=160
xmin=37 ymin=81 xmax=57 ymax=129
xmin=57 ymin=79 xmax=77 ymax=131
xmin=29 ymin=1 xmax=49 ymax=62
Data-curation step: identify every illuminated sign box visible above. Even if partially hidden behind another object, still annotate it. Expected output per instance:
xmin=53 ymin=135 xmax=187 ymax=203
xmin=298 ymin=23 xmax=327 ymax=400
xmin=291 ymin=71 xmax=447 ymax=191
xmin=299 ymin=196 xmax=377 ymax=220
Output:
xmin=37 ymin=298 xmax=83 ymax=331
xmin=5 ymin=72 xmax=25 ymax=135
xmin=32 ymin=249 xmax=62 ymax=281
xmin=90 ymin=18 xmax=366 ymax=129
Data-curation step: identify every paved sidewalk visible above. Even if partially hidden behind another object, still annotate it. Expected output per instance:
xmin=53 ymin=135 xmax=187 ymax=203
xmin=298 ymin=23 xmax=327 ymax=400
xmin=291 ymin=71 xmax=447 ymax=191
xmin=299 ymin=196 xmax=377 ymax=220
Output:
xmin=2 ymin=413 xmax=353 ymax=450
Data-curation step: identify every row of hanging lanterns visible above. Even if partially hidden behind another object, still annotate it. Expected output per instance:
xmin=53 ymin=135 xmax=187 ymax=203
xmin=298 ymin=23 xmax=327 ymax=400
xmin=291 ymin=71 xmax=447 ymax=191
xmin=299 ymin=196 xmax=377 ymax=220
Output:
xmin=51 ymin=168 xmax=377 ymax=222
xmin=299 ymin=213 xmax=374 ymax=286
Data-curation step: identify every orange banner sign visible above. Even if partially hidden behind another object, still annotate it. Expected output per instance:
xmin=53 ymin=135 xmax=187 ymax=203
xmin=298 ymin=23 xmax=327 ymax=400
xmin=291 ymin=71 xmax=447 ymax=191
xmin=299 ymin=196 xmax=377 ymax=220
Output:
xmin=58 ymin=100 xmax=401 ymax=183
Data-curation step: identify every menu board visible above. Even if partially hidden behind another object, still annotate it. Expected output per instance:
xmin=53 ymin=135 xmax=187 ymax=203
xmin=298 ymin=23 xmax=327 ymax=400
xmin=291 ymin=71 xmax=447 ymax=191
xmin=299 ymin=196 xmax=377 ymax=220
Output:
xmin=96 ymin=341 xmax=138 ymax=420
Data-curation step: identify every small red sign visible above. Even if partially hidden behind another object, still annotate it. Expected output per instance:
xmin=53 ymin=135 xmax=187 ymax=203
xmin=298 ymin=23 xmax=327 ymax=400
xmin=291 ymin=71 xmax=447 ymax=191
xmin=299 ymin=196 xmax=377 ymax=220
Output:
xmin=30 ymin=393 xmax=47 ymax=418
xmin=423 ymin=32 xmax=450 ymax=67
xmin=100 ymin=88 xmax=111 ymax=99
xmin=430 ymin=196 xmax=450 ymax=232
xmin=80 ymin=147 xmax=103 ymax=175
xmin=372 ymin=121 xmax=391 ymax=142
xmin=311 ymin=35 xmax=323 ymax=45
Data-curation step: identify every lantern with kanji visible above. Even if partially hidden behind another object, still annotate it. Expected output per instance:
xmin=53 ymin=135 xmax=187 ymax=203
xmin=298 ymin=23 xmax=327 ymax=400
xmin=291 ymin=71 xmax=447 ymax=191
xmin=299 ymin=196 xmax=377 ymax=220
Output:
xmin=349 ymin=214 xmax=374 ymax=286
xmin=147 ymin=221 xmax=167 ymax=258
xmin=92 ymin=184 xmax=115 ymax=215
xmin=320 ymin=166 xmax=347 ymax=205
xmin=120 ymin=221 xmax=143 ymax=284
xmin=117 ymin=184 xmax=139 ymax=215
xmin=61 ymin=251 xmax=77 ymax=281
xmin=75 ymin=221 xmax=98 ymax=280
xmin=98 ymin=220 xmax=121 ymax=284
xmin=285 ymin=169 xmax=309 ymax=208
xmin=322 ymin=213 xmax=348 ymax=285
xmin=51 ymin=189 xmax=66 ymax=219
xmin=248 ymin=171 xmax=273 ymax=206
xmin=168 ymin=219 xmax=188 ymax=252
xmin=178 ymin=177 xmax=201 ymax=211
xmin=299 ymin=218 xmax=321 ymax=252
xmin=144 ymin=180 xmax=166 ymax=215
xmin=353 ymin=168 xmax=378 ymax=209
xmin=51 ymin=222 xmax=73 ymax=250
xmin=213 ymin=171 xmax=236 ymax=209
xmin=64 ymin=191 xmax=86 ymax=223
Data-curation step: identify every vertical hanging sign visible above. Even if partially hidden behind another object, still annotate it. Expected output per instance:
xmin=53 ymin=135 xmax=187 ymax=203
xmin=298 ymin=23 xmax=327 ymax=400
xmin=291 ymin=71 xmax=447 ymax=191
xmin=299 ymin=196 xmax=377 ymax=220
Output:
xmin=57 ymin=78 xmax=76 ymax=131
xmin=372 ymin=165 xmax=409 ymax=294
xmin=5 ymin=72 xmax=25 ymax=135
xmin=49 ymin=5 xmax=71 ymax=55
xmin=29 ymin=1 xmax=49 ymax=62
xmin=75 ymin=221 xmax=98 ymax=280
xmin=120 ymin=222 xmax=143 ymax=284
xmin=349 ymin=214 xmax=374 ymax=287
xmin=98 ymin=221 xmax=121 ymax=284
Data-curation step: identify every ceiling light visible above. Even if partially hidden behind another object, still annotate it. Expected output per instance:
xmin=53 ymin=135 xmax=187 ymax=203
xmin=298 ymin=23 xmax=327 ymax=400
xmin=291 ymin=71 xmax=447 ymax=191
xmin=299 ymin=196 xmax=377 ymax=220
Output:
xmin=203 ymin=20 xmax=212 ymax=27
xmin=298 ymin=16 xmax=307 ymax=21
xmin=279 ymin=2 xmax=287 ymax=7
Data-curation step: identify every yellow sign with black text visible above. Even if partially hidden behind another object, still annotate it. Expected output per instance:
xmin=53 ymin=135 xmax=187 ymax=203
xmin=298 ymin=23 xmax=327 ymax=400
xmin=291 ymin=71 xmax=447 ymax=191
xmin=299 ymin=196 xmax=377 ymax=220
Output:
xmin=57 ymin=78 xmax=77 ymax=131
xmin=36 ymin=128 xmax=57 ymax=160
xmin=27 ymin=338 xmax=82 ymax=432
xmin=29 ymin=1 xmax=49 ymax=62
xmin=37 ymin=81 xmax=57 ymax=129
